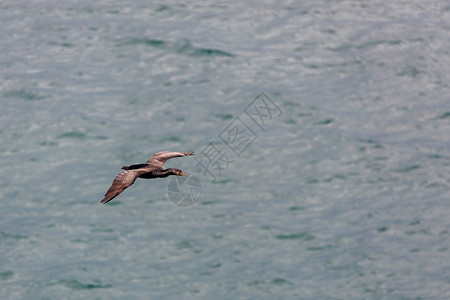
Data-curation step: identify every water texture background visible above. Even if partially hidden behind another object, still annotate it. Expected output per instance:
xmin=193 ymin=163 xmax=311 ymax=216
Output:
xmin=1 ymin=1 xmax=449 ymax=299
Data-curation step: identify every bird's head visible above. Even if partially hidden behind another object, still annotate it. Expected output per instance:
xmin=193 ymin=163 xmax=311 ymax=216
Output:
xmin=172 ymin=168 xmax=188 ymax=176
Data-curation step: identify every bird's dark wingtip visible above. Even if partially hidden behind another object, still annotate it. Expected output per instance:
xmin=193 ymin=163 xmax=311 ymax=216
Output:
xmin=101 ymin=196 xmax=113 ymax=204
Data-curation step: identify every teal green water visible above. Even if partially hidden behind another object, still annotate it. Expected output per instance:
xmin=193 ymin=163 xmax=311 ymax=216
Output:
xmin=1 ymin=1 xmax=449 ymax=299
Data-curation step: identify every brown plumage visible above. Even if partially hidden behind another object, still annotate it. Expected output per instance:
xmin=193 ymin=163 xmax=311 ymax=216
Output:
xmin=101 ymin=151 xmax=194 ymax=204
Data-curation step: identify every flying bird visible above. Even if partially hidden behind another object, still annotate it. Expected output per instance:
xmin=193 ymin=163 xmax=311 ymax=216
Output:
xmin=101 ymin=151 xmax=194 ymax=204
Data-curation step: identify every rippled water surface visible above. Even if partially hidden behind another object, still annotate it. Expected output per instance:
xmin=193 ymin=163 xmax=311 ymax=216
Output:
xmin=1 ymin=1 xmax=449 ymax=299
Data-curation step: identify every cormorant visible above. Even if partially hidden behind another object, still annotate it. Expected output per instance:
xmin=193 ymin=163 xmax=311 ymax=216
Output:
xmin=101 ymin=151 xmax=194 ymax=204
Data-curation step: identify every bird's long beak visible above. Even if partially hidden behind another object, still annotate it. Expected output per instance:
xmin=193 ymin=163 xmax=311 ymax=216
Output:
xmin=179 ymin=172 xmax=188 ymax=176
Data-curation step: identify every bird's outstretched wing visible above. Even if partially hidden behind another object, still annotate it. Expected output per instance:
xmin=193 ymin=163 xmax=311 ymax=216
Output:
xmin=146 ymin=151 xmax=194 ymax=169
xmin=101 ymin=170 xmax=140 ymax=204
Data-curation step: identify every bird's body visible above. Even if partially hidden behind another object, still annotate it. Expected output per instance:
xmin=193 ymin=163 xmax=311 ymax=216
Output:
xmin=101 ymin=151 xmax=194 ymax=204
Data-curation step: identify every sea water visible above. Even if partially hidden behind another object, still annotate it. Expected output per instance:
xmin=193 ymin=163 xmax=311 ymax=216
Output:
xmin=0 ymin=1 xmax=449 ymax=299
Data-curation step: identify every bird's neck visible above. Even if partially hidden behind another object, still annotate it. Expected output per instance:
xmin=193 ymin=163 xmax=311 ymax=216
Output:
xmin=153 ymin=169 xmax=176 ymax=178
